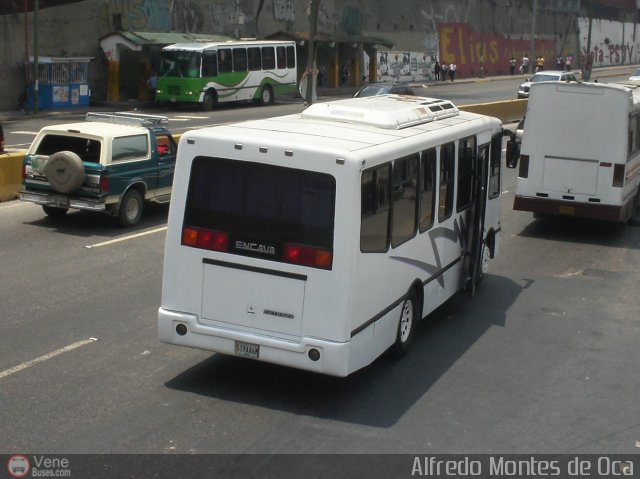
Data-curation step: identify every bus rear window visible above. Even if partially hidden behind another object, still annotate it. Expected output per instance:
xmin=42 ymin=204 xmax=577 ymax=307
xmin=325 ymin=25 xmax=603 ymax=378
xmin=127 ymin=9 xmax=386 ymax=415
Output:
xmin=183 ymin=157 xmax=336 ymax=268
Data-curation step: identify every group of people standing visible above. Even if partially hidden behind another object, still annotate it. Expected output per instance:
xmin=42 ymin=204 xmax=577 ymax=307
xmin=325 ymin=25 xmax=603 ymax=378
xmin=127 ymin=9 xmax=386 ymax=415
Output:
xmin=433 ymin=61 xmax=457 ymax=82
xmin=511 ymin=53 xmax=573 ymax=75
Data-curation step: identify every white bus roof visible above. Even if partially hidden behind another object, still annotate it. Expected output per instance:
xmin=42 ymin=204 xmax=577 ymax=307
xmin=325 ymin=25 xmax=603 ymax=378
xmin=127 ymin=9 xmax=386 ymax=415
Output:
xmin=531 ymin=80 xmax=640 ymax=108
xmin=301 ymin=95 xmax=460 ymax=130
xmin=163 ymin=40 xmax=295 ymax=52
xmin=182 ymin=96 xmax=500 ymax=157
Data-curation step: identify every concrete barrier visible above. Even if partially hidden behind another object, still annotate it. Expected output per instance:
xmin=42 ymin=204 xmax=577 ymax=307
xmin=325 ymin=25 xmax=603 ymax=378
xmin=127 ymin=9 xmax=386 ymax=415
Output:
xmin=459 ymin=98 xmax=528 ymax=123
xmin=0 ymin=151 xmax=26 ymax=202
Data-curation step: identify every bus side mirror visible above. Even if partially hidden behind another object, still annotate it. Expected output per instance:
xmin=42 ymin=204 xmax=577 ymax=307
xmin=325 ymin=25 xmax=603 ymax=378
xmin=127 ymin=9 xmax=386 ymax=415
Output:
xmin=505 ymin=140 xmax=520 ymax=168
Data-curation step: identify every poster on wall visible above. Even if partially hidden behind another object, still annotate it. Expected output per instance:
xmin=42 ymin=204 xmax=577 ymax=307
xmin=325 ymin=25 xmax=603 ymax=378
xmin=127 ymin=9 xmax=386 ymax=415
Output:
xmin=53 ymin=86 xmax=69 ymax=104
xmin=376 ymin=51 xmax=437 ymax=83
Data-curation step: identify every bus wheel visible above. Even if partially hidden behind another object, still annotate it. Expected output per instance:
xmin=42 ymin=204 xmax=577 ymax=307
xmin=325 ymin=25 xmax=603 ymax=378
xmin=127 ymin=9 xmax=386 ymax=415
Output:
xmin=630 ymin=189 xmax=640 ymax=226
xmin=260 ymin=85 xmax=274 ymax=105
xmin=202 ymin=91 xmax=217 ymax=111
xmin=390 ymin=290 xmax=418 ymax=358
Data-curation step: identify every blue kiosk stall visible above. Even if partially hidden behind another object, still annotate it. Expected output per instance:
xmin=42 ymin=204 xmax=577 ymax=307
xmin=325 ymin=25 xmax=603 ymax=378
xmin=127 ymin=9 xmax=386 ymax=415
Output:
xmin=27 ymin=57 xmax=93 ymax=110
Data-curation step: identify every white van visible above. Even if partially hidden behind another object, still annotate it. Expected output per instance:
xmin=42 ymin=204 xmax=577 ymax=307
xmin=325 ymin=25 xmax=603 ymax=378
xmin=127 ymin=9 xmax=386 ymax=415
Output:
xmin=159 ymin=95 xmax=507 ymax=376
xmin=507 ymin=81 xmax=640 ymax=224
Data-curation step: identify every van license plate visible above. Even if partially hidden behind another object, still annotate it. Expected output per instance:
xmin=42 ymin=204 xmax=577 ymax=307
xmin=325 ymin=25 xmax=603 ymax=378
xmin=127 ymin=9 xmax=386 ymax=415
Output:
xmin=54 ymin=196 xmax=69 ymax=207
xmin=235 ymin=341 xmax=259 ymax=359
xmin=558 ymin=205 xmax=575 ymax=215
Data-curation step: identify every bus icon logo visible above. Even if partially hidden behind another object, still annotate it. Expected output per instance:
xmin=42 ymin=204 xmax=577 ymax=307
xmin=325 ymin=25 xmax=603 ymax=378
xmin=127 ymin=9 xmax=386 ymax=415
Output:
xmin=7 ymin=455 xmax=30 ymax=478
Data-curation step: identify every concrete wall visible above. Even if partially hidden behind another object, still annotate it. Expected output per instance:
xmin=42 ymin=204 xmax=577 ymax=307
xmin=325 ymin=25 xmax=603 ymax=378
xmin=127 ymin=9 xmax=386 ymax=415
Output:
xmin=0 ymin=0 xmax=630 ymax=110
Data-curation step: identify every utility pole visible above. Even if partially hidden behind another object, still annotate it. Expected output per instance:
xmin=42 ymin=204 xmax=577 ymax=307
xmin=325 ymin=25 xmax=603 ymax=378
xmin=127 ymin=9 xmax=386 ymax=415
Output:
xmin=305 ymin=0 xmax=320 ymax=105
xmin=33 ymin=0 xmax=39 ymax=113
xmin=583 ymin=0 xmax=594 ymax=80
xmin=530 ymin=0 xmax=537 ymax=71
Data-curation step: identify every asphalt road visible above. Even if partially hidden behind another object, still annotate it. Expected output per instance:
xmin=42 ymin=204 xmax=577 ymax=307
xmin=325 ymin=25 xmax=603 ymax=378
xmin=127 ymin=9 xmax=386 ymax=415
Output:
xmin=1 ymin=78 xmax=639 ymax=476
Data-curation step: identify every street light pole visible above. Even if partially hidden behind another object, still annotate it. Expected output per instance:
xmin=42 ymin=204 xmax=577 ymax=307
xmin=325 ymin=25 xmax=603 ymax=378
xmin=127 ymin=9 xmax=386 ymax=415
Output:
xmin=33 ymin=0 xmax=39 ymax=113
xmin=530 ymin=0 xmax=537 ymax=72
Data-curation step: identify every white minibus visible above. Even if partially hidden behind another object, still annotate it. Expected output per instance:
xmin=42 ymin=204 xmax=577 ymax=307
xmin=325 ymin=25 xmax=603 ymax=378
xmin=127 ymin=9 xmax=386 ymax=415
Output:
xmin=507 ymin=81 xmax=640 ymax=224
xmin=159 ymin=95 xmax=508 ymax=376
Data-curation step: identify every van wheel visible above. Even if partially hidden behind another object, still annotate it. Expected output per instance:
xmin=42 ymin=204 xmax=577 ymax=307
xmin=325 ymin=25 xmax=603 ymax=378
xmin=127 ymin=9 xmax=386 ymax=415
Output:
xmin=629 ymin=189 xmax=640 ymax=226
xmin=119 ymin=189 xmax=144 ymax=227
xmin=42 ymin=205 xmax=68 ymax=217
xmin=390 ymin=290 xmax=418 ymax=358
xmin=260 ymin=85 xmax=274 ymax=105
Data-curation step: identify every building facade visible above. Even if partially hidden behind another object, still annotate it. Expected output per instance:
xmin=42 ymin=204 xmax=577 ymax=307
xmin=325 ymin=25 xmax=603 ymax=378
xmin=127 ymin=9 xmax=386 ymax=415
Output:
xmin=0 ymin=0 xmax=638 ymax=110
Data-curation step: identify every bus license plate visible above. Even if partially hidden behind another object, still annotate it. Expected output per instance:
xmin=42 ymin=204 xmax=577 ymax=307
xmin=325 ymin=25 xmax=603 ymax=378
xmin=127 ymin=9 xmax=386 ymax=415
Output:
xmin=235 ymin=340 xmax=259 ymax=359
xmin=558 ymin=205 xmax=575 ymax=215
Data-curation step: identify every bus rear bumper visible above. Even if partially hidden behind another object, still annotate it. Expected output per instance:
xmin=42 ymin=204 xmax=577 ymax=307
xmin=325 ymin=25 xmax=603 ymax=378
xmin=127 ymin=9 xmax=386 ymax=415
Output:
xmin=513 ymin=195 xmax=626 ymax=222
xmin=158 ymin=307 xmax=352 ymax=377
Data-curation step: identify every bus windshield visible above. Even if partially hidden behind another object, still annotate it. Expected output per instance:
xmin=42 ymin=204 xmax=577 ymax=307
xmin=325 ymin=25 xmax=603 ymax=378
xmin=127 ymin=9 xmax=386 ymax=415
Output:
xmin=159 ymin=50 xmax=202 ymax=78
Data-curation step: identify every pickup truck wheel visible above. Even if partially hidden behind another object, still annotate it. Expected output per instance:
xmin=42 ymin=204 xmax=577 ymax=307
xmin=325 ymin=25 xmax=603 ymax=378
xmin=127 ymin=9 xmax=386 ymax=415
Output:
xmin=119 ymin=189 xmax=144 ymax=227
xmin=42 ymin=205 xmax=68 ymax=217
xmin=44 ymin=151 xmax=85 ymax=193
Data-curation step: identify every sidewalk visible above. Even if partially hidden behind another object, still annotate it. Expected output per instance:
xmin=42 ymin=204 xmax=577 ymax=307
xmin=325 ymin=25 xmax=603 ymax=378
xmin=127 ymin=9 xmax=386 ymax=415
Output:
xmin=1 ymin=64 xmax=636 ymax=122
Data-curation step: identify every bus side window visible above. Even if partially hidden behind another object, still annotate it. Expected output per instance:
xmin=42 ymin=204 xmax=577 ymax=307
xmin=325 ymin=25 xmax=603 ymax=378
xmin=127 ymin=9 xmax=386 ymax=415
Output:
xmin=419 ymin=148 xmax=437 ymax=231
xmin=276 ymin=46 xmax=286 ymax=69
xmin=262 ymin=47 xmax=276 ymax=70
xmin=391 ymin=154 xmax=419 ymax=247
xmin=438 ymin=142 xmax=455 ymax=222
xmin=202 ymin=52 xmax=217 ymax=77
xmin=248 ymin=47 xmax=262 ymax=70
xmin=286 ymin=46 xmax=296 ymax=68
xmin=456 ymin=135 xmax=476 ymax=212
xmin=219 ymin=48 xmax=232 ymax=74
xmin=361 ymin=165 xmax=391 ymax=252
xmin=233 ymin=48 xmax=248 ymax=72
xmin=488 ymin=133 xmax=502 ymax=199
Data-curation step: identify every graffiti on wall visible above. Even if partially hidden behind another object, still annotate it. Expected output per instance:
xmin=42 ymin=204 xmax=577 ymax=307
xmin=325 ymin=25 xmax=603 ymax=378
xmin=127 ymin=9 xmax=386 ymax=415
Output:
xmin=273 ymin=0 xmax=294 ymax=22
xmin=578 ymin=17 xmax=640 ymax=66
xmin=98 ymin=0 xmax=172 ymax=32
xmin=439 ymin=23 xmax=556 ymax=77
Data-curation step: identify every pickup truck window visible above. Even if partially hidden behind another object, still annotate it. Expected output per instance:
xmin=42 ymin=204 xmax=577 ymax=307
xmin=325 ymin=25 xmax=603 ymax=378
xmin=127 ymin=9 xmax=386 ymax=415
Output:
xmin=36 ymin=135 xmax=102 ymax=162
xmin=112 ymin=134 xmax=148 ymax=162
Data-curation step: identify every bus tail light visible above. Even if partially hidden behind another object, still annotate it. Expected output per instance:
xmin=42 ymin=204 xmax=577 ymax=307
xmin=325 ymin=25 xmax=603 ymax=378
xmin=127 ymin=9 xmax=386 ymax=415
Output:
xmin=283 ymin=243 xmax=332 ymax=269
xmin=182 ymin=227 xmax=229 ymax=252
xmin=612 ymin=164 xmax=625 ymax=187
xmin=519 ymin=154 xmax=530 ymax=178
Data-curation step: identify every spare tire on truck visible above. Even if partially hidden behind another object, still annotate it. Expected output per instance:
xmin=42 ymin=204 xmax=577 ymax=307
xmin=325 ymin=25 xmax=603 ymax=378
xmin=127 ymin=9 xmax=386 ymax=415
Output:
xmin=44 ymin=151 xmax=85 ymax=194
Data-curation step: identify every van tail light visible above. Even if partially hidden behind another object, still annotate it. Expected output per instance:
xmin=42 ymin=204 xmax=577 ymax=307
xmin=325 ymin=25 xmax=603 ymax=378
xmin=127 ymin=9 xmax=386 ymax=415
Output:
xmin=99 ymin=175 xmax=109 ymax=193
xmin=612 ymin=164 xmax=625 ymax=187
xmin=283 ymin=243 xmax=332 ymax=269
xmin=182 ymin=227 xmax=228 ymax=252
xmin=519 ymin=154 xmax=530 ymax=178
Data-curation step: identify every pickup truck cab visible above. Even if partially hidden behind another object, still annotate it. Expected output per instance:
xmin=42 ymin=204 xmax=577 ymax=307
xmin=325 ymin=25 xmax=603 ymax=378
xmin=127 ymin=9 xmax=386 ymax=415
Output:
xmin=20 ymin=112 xmax=177 ymax=226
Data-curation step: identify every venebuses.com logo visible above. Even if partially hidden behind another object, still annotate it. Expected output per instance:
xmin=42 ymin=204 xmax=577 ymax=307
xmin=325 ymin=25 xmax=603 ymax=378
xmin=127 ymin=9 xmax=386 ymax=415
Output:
xmin=7 ymin=455 xmax=30 ymax=478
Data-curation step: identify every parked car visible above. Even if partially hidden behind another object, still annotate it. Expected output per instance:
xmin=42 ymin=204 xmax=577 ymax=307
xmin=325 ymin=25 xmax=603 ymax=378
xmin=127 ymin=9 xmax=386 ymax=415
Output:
xmin=517 ymin=70 xmax=578 ymax=98
xmin=20 ymin=112 xmax=177 ymax=226
xmin=629 ymin=68 xmax=640 ymax=81
xmin=354 ymin=81 xmax=415 ymax=98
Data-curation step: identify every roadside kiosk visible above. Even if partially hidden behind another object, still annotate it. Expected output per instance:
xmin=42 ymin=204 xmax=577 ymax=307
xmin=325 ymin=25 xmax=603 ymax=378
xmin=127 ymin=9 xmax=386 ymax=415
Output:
xmin=26 ymin=57 xmax=92 ymax=110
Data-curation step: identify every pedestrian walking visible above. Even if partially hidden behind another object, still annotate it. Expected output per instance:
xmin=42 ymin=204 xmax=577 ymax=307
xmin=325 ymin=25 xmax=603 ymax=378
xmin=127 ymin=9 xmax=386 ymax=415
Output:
xmin=433 ymin=61 xmax=440 ymax=82
xmin=565 ymin=54 xmax=573 ymax=71
xmin=509 ymin=56 xmax=516 ymax=75
xmin=146 ymin=70 xmax=158 ymax=101
xmin=521 ymin=54 xmax=529 ymax=74
xmin=340 ymin=64 xmax=349 ymax=86
xmin=449 ymin=62 xmax=456 ymax=82
xmin=556 ymin=55 xmax=563 ymax=70
xmin=441 ymin=63 xmax=448 ymax=81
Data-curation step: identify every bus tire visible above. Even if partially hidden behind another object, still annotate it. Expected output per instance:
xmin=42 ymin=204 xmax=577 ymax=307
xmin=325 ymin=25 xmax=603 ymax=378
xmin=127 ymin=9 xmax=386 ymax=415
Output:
xmin=260 ymin=85 xmax=274 ymax=105
xmin=118 ymin=188 xmax=144 ymax=227
xmin=629 ymin=189 xmax=640 ymax=226
xmin=390 ymin=290 xmax=418 ymax=358
xmin=42 ymin=205 xmax=68 ymax=218
xmin=202 ymin=90 xmax=217 ymax=111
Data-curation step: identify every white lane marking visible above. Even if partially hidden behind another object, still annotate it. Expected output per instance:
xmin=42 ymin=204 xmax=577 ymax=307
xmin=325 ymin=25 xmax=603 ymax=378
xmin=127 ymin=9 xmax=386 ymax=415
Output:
xmin=6 ymin=143 xmax=32 ymax=148
xmin=167 ymin=118 xmax=190 ymax=122
xmin=85 ymin=226 xmax=167 ymax=249
xmin=11 ymin=131 xmax=39 ymax=135
xmin=0 ymin=338 xmax=98 ymax=380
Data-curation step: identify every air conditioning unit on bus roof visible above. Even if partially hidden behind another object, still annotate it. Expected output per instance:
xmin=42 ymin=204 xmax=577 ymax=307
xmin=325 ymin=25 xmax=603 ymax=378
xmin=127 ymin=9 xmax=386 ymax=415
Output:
xmin=301 ymin=95 xmax=459 ymax=130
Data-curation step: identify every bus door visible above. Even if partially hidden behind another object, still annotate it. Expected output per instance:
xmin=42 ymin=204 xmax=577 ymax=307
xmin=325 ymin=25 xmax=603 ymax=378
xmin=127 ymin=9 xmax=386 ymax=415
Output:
xmin=467 ymin=142 xmax=489 ymax=298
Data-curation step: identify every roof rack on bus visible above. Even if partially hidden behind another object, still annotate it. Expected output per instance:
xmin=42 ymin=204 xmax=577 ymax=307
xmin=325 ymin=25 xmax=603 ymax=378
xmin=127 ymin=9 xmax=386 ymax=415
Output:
xmin=301 ymin=95 xmax=460 ymax=130
xmin=85 ymin=112 xmax=169 ymax=126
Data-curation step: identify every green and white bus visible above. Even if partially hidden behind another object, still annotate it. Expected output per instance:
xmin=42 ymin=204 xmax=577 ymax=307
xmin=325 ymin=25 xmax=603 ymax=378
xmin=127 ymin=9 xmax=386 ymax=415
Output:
xmin=156 ymin=40 xmax=297 ymax=110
